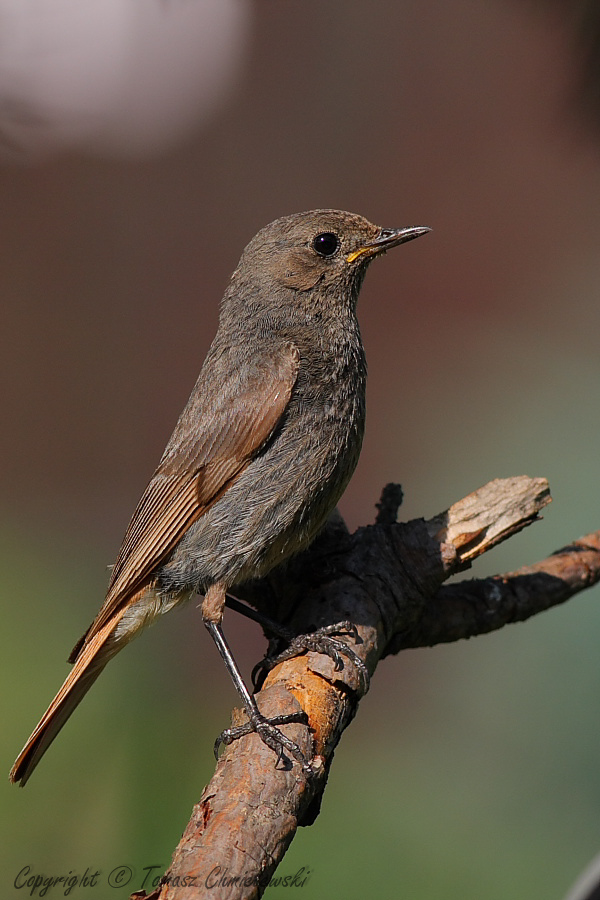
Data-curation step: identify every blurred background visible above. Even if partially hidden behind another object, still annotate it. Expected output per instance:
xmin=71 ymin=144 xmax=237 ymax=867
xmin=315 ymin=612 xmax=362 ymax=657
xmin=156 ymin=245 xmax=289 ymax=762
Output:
xmin=3 ymin=0 xmax=600 ymax=897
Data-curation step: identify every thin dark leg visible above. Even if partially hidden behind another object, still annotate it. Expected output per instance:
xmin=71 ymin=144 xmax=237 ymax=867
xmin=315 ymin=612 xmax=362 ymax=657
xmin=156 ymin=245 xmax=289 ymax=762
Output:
xmin=204 ymin=619 xmax=312 ymax=772
xmin=224 ymin=593 xmax=294 ymax=640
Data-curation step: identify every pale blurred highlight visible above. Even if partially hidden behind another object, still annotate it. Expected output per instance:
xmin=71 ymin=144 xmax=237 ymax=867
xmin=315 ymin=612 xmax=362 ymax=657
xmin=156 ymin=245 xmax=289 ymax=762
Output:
xmin=0 ymin=0 xmax=250 ymax=158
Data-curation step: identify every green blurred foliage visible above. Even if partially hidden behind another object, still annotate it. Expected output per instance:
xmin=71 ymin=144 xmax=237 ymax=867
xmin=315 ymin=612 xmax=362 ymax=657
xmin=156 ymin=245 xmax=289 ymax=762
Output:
xmin=4 ymin=500 xmax=600 ymax=898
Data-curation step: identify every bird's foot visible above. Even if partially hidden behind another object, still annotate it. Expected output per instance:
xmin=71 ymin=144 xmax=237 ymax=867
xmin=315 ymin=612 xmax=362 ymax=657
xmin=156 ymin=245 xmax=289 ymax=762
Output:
xmin=252 ymin=620 xmax=370 ymax=695
xmin=214 ymin=710 xmax=313 ymax=773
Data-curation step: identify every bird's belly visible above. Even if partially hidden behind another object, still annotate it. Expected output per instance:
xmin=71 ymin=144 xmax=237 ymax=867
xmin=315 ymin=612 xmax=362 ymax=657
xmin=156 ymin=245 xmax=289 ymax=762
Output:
xmin=156 ymin=406 xmax=363 ymax=595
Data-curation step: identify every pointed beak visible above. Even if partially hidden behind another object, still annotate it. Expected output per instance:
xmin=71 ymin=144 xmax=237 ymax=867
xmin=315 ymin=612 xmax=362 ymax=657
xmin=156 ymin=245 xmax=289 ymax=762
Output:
xmin=346 ymin=225 xmax=430 ymax=264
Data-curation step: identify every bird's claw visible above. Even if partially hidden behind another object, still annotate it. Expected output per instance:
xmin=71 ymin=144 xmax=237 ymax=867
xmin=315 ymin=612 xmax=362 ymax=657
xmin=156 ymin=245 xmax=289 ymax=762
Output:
xmin=252 ymin=620 xmax=370 ymax=695
xmin=214 ymin=711 xmax=313 ymax=774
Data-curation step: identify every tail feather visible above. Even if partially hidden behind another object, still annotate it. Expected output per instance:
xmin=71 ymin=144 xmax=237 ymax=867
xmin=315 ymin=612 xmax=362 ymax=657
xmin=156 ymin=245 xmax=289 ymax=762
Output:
xmin=10 ymin=610 xmax=126 ymax=787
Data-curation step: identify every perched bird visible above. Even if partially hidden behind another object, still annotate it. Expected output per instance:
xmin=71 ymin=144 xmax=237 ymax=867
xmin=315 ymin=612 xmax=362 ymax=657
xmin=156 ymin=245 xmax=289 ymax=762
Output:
xmin=10 ymin=209 xmax=429 ymax=785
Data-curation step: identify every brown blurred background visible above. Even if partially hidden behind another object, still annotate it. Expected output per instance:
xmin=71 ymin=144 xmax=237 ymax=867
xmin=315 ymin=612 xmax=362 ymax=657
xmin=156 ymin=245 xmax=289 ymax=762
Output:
xmin=3 ymin=1 xmax=600 ymax=898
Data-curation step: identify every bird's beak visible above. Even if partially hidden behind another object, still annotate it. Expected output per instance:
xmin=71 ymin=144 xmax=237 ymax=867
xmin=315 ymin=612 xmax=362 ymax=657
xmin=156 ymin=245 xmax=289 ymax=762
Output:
xmin=346 ymin=225 xmax=430 ymax=264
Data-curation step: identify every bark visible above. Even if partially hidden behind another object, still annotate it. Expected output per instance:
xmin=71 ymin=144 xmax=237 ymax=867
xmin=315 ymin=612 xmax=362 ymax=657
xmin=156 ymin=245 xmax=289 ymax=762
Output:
xmin=131 ymin=476 xmax=600 ymax=900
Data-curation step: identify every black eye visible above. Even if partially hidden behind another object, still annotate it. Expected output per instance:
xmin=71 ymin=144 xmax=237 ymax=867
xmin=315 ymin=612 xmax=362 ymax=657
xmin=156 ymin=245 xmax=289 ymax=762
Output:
xmin=312 ymin=232 xmax=340 ymax=257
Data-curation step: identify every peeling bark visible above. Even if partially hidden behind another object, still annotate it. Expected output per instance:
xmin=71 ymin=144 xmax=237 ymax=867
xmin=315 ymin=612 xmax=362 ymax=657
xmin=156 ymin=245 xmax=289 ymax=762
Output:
xmin=132 ymin=476 xmax=600 ymax=900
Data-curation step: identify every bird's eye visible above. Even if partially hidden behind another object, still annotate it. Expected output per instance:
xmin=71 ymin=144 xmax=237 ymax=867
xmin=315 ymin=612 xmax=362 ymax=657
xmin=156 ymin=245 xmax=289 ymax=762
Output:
xmin=312 ymin=232 xmax=340 ymax=258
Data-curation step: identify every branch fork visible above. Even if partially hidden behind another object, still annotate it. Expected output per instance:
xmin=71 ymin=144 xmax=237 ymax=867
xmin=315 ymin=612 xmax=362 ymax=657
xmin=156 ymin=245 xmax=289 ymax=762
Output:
xmin=135 ymin=475 xmax=600 ymax=900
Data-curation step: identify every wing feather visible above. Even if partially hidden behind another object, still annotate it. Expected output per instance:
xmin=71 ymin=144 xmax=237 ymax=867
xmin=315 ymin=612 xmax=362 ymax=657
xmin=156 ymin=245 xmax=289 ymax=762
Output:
xmin=78 ymin=341 xmax=300 ymax=648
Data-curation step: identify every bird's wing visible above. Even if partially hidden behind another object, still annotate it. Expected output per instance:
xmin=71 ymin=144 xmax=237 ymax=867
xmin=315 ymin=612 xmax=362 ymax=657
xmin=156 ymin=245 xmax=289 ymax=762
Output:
xmin=76 ymin=341 xmax=300 ymax=650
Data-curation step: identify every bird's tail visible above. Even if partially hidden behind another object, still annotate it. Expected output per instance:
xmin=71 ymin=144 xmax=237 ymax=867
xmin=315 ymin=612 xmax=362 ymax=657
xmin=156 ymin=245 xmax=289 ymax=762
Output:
xmin=9 ymin=608 xmax=128 ymax=787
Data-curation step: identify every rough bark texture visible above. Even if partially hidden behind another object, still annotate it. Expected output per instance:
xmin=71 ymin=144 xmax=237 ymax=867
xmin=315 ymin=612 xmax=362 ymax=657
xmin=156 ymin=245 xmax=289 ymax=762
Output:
xmin=131 ymin=476 xmax=600 ymax=900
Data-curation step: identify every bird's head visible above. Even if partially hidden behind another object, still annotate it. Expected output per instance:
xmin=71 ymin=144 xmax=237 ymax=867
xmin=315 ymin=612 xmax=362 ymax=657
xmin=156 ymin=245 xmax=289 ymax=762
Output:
xmin=236 ymin=209 xmax=429 ymax=294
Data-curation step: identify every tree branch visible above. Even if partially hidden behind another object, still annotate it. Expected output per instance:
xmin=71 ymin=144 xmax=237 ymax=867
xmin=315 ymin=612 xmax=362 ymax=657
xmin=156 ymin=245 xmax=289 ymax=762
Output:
xmin=133 ymin=476 xmax=600 ymax=900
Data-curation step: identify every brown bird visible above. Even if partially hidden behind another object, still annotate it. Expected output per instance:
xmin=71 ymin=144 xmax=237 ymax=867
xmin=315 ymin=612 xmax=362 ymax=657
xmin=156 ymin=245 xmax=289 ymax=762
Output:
xmin=10 ymin=209 xmax=429 ymax=785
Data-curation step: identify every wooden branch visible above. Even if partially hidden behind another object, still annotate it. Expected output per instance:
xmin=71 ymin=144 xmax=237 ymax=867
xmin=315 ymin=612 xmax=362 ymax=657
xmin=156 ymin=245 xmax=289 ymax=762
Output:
xmin=425 ymin=475 xmax=552 ymax=563
xmin=133 ymin=476 xmax=600 ymax=900
xmin=389 ymin=533 xmax=600 ymax=652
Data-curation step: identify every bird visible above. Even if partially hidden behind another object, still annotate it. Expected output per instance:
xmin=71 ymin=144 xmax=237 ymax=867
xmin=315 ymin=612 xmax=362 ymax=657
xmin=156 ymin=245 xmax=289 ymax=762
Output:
xmin=10 ymin=209 xmax=429 ymax=785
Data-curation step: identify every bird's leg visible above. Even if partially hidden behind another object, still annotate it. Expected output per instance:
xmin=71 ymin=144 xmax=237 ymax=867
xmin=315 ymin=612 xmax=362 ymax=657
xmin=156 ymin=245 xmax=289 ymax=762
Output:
xmin=202 ymin=584 xmax=311 ymax=772
xmin=224 ymin=594 xmax=370 ymax=696
xmin=224 ymin=593 xmax=296 ymax=641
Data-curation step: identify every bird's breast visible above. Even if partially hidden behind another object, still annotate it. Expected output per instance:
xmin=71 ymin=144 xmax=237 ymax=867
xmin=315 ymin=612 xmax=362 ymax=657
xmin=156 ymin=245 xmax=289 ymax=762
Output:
xmin=157 ymin=321 xmax=367 ymax=594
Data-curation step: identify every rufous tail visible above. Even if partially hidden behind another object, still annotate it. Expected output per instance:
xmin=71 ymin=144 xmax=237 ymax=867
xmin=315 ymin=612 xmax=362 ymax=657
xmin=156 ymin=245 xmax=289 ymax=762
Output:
xmin=10 ymin=608 xmax=127 ymax=786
